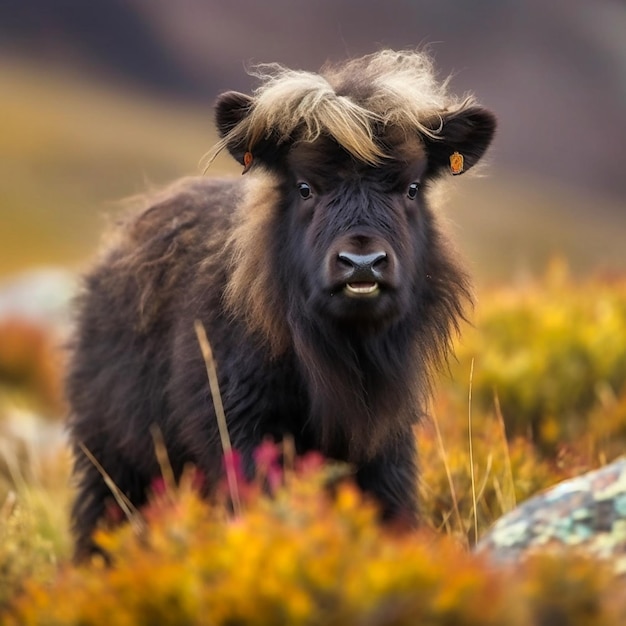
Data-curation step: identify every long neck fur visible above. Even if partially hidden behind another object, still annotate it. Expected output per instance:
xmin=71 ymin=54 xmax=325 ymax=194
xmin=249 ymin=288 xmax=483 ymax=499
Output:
xmin=289 ymin=237 xmax=470 ymax=462
xmin=290 ymin=315 xmax=423 ymax=461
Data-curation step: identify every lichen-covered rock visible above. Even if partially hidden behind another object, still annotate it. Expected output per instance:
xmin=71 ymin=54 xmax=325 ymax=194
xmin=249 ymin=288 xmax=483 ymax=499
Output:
xmin=476 ymin=458 xmax=626 ymax=574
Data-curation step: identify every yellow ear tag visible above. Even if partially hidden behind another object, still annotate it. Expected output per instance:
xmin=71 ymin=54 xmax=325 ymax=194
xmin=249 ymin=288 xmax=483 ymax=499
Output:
xmin=449 ymin=151 xmax=464 ymax=176
xmin=242 ymin=151 xmax=253 ymax=174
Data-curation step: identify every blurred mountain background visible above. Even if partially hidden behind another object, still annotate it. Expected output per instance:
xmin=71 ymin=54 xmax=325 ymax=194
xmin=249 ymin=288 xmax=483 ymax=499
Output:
xmin=1 ymin=0 xmax=625 ymax=283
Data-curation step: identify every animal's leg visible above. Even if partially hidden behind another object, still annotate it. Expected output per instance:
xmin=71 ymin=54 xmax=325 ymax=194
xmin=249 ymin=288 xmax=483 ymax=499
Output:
xmin=70 ymin=448 xmax=148 ymax=563
xmin=355 ymin=434 xmax=419 ymax=528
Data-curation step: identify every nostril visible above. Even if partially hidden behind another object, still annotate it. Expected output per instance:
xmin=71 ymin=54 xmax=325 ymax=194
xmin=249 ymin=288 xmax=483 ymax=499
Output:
xmin=371 ymin=252 xmax=387 ymax=269
xmin=337 ymin=252 xmax=356 ymax=269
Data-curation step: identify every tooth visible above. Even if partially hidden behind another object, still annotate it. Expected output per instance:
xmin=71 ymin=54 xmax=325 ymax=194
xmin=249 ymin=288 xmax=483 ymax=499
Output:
xmin=345 ymin=283 xmax=379 ymax=295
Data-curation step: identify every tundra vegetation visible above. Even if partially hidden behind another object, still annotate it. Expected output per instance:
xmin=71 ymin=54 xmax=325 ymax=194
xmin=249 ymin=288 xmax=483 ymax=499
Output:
xmin=1 ymin=266 xmax=626 ymax=624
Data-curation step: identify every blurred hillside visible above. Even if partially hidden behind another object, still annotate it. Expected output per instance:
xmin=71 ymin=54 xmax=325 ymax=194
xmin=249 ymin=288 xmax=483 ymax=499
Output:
xmin=0 ymin=0 xmax=625 ymax=282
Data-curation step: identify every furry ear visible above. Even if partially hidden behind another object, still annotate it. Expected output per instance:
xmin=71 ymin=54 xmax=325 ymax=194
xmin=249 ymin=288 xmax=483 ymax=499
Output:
xmin=423 ymin=106 xmax=496 ymax=177
xmin=214 ymin=91 xmax=253 ymax=164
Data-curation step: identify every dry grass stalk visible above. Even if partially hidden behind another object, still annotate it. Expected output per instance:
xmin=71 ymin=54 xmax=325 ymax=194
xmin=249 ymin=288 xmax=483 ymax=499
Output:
xmin=78 ymin=442 xmax=145 ymax=536
xmin=194 ymin=320 xmax=241 ymax=516
xmin=431 ymin=411 xmax=466 ymax=544
xmin=468 ymin=358 xmax=478 ymax=544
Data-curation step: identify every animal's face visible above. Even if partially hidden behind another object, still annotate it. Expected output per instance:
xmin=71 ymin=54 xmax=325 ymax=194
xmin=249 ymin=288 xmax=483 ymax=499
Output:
xmin=213 ymin=58 xmax=496 ymax=338
xmin=281 ymin=135 xmax=430 ymax=328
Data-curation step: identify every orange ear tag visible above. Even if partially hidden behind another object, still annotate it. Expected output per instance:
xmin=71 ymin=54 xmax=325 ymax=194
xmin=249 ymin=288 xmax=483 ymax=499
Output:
xmin=242 ymin=152 xmax=253 ymax=174
xmin=449 ymin=151 xmax=464 ymax=176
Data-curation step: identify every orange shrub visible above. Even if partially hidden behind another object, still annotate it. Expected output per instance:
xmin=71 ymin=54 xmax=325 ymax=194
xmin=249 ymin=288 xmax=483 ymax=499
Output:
xmin=4 ymin=457 xmax=626 ymax=626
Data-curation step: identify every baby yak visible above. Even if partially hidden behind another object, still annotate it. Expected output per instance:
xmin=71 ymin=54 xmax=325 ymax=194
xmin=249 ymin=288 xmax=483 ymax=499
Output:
xmin=67 ymin=50 xmax=496 ymax=560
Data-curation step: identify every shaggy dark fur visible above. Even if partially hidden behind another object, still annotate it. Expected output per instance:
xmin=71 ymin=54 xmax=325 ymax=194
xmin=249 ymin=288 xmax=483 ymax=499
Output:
xmin=66 ymin=50 xmax=496 ymax=560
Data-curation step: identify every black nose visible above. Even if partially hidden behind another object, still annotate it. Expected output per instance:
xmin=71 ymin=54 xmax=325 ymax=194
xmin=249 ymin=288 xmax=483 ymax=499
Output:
xmin=337 ymin=251 xmax=387 ymax=280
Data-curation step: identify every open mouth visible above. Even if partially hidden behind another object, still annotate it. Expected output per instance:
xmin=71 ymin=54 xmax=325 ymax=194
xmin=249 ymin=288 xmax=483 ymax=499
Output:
xmin=344 ymin=282 xmax=380 ymax=297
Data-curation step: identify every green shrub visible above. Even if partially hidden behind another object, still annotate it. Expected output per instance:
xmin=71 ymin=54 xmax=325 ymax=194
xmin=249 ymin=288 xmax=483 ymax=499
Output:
xmin=0 ymin=493 xmax=63 ymax=612
xmin=448 ymin=268 xmax=626 ymax=457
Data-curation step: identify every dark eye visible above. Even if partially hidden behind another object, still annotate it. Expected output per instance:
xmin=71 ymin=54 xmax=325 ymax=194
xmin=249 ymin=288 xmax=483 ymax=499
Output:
xmin=298 ymin=182 xmax=312 ymax=199
xmin=407 ymin=182 xmax=420 ymax=200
